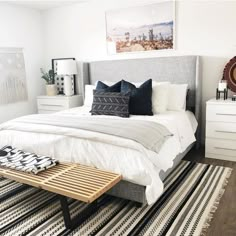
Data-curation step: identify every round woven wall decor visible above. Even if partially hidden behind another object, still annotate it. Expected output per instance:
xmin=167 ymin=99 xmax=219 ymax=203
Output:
xmin=223 ymin=56 xmax=236 ymax=92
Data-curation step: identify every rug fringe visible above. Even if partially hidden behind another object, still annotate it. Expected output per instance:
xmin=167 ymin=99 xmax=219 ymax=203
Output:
xmin=200 ymin=168 xmax=233 ymax=236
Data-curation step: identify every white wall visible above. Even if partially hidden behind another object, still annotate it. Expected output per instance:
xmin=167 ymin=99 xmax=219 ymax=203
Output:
xmin=42 ymin=0 xmax=236 ymax=144
xmin=0 ymin=4 xmax=44 ymax=123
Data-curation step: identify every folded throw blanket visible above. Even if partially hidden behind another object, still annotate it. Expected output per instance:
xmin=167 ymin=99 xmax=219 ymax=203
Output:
xmin=0 ymin=146 xmax=58 ymax=174
xmin=0 ymin=114 xmax=173 ymax=154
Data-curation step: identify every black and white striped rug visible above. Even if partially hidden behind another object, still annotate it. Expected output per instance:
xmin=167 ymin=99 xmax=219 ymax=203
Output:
xmin=0 ymin=161 xmax=232 ymax=236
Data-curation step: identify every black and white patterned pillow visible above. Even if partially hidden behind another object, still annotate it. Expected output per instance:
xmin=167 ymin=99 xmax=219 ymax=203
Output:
xmin=90 ymin=91 xmax=130 ymax=118
xmin=0 ymin=146 xmax=59 ymax=174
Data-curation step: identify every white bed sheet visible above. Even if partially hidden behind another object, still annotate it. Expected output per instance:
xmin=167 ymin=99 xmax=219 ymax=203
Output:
xmin=0 ymin=107 xmax=197 ymax=204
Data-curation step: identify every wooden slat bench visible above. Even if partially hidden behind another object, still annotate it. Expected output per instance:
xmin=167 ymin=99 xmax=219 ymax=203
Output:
xmin=0 ymin=163 xmax=122 ymax=230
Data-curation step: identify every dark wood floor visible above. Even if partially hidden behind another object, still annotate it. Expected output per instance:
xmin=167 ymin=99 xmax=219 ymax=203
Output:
xmin=184 ymin=148 xmax=236 ymax=236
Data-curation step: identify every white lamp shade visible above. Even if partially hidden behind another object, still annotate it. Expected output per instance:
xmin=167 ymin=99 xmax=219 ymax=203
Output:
xmin=57 ymin=60 xmax=77 ymax=75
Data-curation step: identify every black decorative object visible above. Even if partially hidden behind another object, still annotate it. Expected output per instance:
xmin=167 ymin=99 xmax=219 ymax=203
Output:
xmin=216 ymin=88 xmax=228 ymax=100
xmin=232 ymin=95 xmax=236 ymax=101
xmin=52 ymin=58 xmax=76 ymax=95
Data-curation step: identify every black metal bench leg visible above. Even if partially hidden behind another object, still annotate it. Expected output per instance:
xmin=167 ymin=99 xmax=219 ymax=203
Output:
xmin=59 ymin=195 xmax=107 ymax=230
xmin=59 ymin=195 xmax=73 ymax=229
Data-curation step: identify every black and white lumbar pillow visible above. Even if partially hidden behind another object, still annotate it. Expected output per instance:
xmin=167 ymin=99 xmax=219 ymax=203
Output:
xmin=0 ymin=146 xmax=59 ymax=174
xmin=90 ymin=90 xmax=130 ymax=118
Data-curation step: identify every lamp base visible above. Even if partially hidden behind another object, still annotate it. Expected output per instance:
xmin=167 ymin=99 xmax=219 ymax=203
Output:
xmin=64 ymin=75 xmax=74 ymax=96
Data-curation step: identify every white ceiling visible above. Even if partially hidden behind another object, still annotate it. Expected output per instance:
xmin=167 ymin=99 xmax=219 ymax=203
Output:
xmin=0 ymin=0 xmax=88 ymax=11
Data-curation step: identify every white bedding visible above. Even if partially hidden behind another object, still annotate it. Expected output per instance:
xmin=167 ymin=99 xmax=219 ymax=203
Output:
xmin=0 ymin=106 xmax=197 ymax=204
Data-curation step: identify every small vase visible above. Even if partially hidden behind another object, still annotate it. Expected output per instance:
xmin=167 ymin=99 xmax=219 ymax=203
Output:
xmin=46 ymin=84 xmax=57 ymax=96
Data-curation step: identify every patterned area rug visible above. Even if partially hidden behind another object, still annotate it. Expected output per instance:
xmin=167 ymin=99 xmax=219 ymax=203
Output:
xmin=0 ymin=161 xmax=232 ymax=236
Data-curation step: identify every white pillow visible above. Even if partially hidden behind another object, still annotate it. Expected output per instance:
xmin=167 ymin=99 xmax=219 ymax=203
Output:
xmin=167 ymin=84 xmax=188 ymax=111
xmin=84 ymin=84 xmax=95 ymax=107
xmin=152 ymin=82 xmax=170 ymax=113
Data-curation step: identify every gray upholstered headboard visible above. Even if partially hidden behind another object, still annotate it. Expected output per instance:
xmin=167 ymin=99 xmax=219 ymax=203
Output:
xmin=80 ymin=56 xmax=201 ymax=145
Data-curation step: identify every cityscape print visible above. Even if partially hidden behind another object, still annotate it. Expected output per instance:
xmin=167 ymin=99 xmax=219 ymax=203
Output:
xmin=106 ymin=1 xmax=174 ymax=54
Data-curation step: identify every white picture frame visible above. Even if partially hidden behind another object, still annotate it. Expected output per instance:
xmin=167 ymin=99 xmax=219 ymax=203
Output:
xmin=106 ymin=1 xmax=175 ymax=54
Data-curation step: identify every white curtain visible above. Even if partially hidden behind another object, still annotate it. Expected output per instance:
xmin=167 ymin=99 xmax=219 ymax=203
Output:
xmin=0 ymin=47 xmax=28 ymax=105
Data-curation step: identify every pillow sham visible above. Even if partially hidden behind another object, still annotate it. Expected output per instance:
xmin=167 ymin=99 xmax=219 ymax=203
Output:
xmin=84 ymin=84 xmax=96 ymax=107
xmin=90 ymin=90 xmax=130 ymax=118
xmin=121 ymin=79 xmax=153 ymax=115
xmin=167 ymin=84 xmax=188 ymax=111
xmin=152 ymin=82 xmax=170 ymax=113
xmin=96 ymin=81 xmax=121 ymax=92
xmin=96 ymin=80 xmax=142 ymax=87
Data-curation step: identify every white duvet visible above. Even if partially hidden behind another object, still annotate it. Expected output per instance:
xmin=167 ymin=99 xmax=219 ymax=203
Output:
xmin=0 ymin=106 xmax=197 ymax=204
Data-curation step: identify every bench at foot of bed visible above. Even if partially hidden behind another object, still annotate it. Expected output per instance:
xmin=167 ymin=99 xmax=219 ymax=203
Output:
xmin=0 ymin=163 xmax=122 ymax=230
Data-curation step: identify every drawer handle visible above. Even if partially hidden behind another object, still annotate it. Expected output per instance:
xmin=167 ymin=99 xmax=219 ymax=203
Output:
xmin=216 ymin=113 xmax=236 ymax=116
xmin=214 ymin=147 xmax=236 ymax=151
xmin=40 ymin=104 xmax=63 ymax=107
xmin=215 ymin=130 xmax=236 ymax=134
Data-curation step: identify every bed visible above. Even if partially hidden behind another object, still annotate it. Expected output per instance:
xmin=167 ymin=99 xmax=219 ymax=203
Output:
xmin=0 ymin=56 xmax=201 ymax=205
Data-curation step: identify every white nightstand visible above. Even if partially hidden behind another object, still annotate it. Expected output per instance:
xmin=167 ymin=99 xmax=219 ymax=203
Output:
xmin=37 ymin=95 xmax=83 ymax=114
xmin=206 ymin=98 xmax=236 ymax=161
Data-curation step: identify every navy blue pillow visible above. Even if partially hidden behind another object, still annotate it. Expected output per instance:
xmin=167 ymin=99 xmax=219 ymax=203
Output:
xmin=121 ymin=79 xmax=153 ymax=115
xmin=96 ymin=81 xmax=121 ymax=92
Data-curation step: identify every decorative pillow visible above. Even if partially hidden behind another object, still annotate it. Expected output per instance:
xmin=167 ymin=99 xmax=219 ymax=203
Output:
xmin=96 ymin=80 xmax=142 ymax=87
xmin=121 ymin=79 xmax=153 ymax=115
xmin=84 ymin=84 xmax=96 ymax=107
xmin=167 ymin=84 xmax=188 ymax=111
xmin=152 ymin=82 xmax=170 ymax=113
xmin=96 ymin=81 xmax=121 ymax=92
xmin=0 ymin=146 xmax=59 ymax=174
xmin=91 ymin=91 xmax=130 ymax=118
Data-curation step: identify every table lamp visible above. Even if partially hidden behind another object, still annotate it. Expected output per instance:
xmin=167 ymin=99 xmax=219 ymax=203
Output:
xmin=57 ymin=60 xmax=77 ymax=96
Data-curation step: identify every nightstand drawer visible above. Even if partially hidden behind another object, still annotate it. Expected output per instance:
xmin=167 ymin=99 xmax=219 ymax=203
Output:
xmin=37 ymin=95 xmax=83 ymax=114
xmin=206 ymin=122 xmax=236 ymax=140
xmin=37 ymin=99 xmax=68 ymax=111
xmin=206 ymin=104 xmax=236 ymax=122
xmin=206 ymin=138 xmax=236 ymax=157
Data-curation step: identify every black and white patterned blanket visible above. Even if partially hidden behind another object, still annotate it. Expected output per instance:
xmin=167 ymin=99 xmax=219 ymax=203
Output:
xmin=0 ymin=146 xmax=58 ymax=174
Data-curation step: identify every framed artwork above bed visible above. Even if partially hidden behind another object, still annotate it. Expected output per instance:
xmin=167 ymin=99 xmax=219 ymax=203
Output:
xmin=106 ymin=1 xmax=175 ymax=54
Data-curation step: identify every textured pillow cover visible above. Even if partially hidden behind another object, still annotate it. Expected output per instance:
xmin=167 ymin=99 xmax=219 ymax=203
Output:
xmin=0 ymin=146 xmax=58 ymax=174
xmin=167 ymin=84 xmax=188 ymax=111
xmin=91 ymin=90 xmax=130 ymax=117
xmin=96 ymin=81 xmax=121 ymax=92
xmin=121 ymin=79 xmax=153 ymax=115
xmin=152 ymin=82 xmax=170 ymax=113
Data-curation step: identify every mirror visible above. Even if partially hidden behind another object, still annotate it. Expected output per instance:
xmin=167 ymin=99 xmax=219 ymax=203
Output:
xmin=223 ymin=56 xmax=236 ymax=92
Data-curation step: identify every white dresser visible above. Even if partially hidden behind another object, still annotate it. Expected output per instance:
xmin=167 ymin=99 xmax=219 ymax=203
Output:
xmin=37 ymin=95 xmax=83 ymax=114
xmin=206 ymin=99 xmax=236 ymax=161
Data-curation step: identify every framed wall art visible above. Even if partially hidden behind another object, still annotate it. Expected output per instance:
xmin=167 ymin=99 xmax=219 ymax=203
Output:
xmin=52 ymin=58 xmax=76 ymax=95
xmin=0 ymin=47 xmax=28 ymax=105
xmin=106 ymin=1 xmax=175 ymax=54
